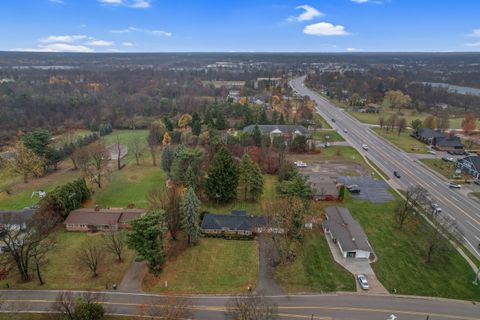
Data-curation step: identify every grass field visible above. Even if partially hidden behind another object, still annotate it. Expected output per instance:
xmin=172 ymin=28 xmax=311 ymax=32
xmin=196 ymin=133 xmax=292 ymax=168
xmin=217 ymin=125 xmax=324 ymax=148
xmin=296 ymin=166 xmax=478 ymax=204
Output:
xmin=328 ymin=193 xmax=480 ymax=300
xmin=419 ymin=158 xmax=457 ymax=179
xmin=313 ymin=113 xmax=332 ymax=129
xmin=274 ymin=231 xmax=355 ymax=293
xmin=0 ymin=314 xmax=127 ymax=320
xmin=144 ymin=238 xmax=258 ymax=293
xmin=203 ymin=175 xmax=277 ymax=215
xmin=311 ymin=130 xmax=345 ymax=142
xmin=372 ymin=127 xmax=429 ymax=154
xmin=0 ymin=230 xmax=134 ymax=290
xmin=90 ymin=162 xmax=166 ymax=209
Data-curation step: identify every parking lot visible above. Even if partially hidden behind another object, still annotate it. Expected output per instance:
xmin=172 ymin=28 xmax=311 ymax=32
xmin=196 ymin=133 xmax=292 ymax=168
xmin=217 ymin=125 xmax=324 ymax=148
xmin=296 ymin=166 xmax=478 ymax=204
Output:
xmin=338 ymin=176 xmax=394 ymax=204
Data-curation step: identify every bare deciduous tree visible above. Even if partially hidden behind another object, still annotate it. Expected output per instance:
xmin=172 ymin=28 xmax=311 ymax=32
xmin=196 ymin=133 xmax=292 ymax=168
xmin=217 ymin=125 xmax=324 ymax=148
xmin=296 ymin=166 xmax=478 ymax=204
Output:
xmin=130 ymin=134 xmax=144 ymax=166
xmin=103 ymin=230 xmax=126 ymax=262
xmin=80 ymin=143 xmax=110 ymax=188
xmin=393 ymin=185 xmax=428 ymax=229
xmin=77 ymin=241 xmax=102 ymax=277
xmin=226 ymin=292 xmax=277 ymax=320
xmin=53 ymin=291 xmax=105 ymax=320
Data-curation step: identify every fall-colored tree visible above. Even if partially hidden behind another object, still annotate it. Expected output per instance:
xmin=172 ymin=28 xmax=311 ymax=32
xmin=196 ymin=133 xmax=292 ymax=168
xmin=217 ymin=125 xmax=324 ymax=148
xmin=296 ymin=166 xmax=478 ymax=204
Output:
xmin=177 ymin=113 xmax=192 ymax=129
xmin=9 ymin=142 xmax=45 ymax=183
xmin=437 ymin=112 xmax=450 ymax=133
xmin=423 ymin=115 xmax=436 ymax=129
xmin=384 ymin=90 xmax=412 ymax=111
xmin=462 ymin=113 xmax=477 ymax=135
xmin=396 ymin=117 xmax=407 ymax=135
xmin=162 ymin=131 xmax=172 ymax=146
xmin=239 ymin=97 xmax=248 ymax=105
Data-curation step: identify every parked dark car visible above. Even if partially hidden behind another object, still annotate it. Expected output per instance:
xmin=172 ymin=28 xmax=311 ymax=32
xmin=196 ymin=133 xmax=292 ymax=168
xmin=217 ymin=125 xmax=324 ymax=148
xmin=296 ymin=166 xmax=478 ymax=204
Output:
xmin=346 ymin=184 xmax=361 ymax=193
xmin=394 ymin=171 xmax=401 ymax=178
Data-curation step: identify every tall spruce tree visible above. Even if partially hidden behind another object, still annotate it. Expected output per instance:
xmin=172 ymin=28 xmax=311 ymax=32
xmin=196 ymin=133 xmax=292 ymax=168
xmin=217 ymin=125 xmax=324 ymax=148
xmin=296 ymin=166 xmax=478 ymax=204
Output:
xmin=249 ymin=161 xmax=264 ymax=200
xmin=238 ymin=153 xmax=264 ymax=201
xmin=191 ymin=112 xmax=202 ymax=136
xmin=251 ymin=125 xmax=262 ymax=147
xmin=206 ymin=147 xmax=239 ymax=203
xmin=161 ymin=145 xmax=175 ymax=172
xmin=180 ymin=187 xmax=202 ymax=244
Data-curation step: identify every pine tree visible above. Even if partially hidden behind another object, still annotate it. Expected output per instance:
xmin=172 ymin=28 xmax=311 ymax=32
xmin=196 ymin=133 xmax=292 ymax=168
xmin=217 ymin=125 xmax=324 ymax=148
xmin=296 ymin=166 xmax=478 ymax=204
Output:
xmin=180 ymin=187 xmax=202 ymax=244
xmin=215 ymin=112 xmax=227 ymax=130
xmin=204 ymin=109 xmax=215 ymax=128
xmin=191 ymin=112 xmax=202 ymax=136
xmin=249 ymin=162 xmax=264 ymax=200
xmin=206 ymin=147 xmax=239 ymax=203
xmin=259 ymin=110 xmax=269 ymax=124
xmin=238 ymin=153 xmax=264 ymax=201
xmin=251 ymin=125 xmax=262 ymax=147
xmin=278 ymin=113 xmax=286 ymax=125
xmin=239 ymin=153 xmax=254 ymax=200
xmin=161 ymin=145 xmax=175 ymax=172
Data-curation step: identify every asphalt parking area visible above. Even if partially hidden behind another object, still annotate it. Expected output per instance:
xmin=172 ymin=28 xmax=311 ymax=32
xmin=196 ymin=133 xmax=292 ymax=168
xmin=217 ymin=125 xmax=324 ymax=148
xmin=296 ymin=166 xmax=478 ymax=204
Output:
xmin=338 ymin=176 xmax=394 ymax=204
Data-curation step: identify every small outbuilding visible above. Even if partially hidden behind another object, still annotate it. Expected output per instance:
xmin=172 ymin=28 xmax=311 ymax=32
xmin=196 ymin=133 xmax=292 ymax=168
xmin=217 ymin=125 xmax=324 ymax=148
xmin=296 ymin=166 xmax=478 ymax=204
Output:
xmin=322 ymin=207 xmax=373 ymax=259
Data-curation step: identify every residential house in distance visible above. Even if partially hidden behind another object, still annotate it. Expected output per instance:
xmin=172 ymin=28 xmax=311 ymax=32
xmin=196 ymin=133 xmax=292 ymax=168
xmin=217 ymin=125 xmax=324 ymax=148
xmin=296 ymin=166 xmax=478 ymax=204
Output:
xmin=243 ymin=125 xmax=309 ymax=142
xmin=301 ymin=173 xmax=340 ymax=201
xmin=0 ymin=209 xmax=35 ymax=231
xmin=64 ymin=207 xmax=144 ymax=232
xmin=201 ymin=210 xmax=283 ymax=238
xmin=456 ymin=155 xmax=480 ymax=182
xmin=322 ymin=207 xmax=373 ymax=259
xmin=412 ymin=128 xmax=464 ymax=152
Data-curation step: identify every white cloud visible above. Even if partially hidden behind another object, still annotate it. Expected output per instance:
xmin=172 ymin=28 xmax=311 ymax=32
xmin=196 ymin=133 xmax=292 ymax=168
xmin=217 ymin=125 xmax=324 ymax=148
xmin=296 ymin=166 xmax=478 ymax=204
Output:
xmin=49 ymin=0 xmax=65 ymax=4
xmin=346 ymin=47 xmax=363 ymax=52
xmin=122 ymin=42 xmax=134 ymax=46
xmin=287 ymin=5 xmax=323 ymax=22
xmin=86 ymin=40 xmax=114 ymax=46
xmin=303 ymin=22 xmax=349 ymax=36
xmin=98 ymin=0 xmax=152 ymax=9
xmin=14 ymin=43 xmax=94 ymax=53
xmin=467 ymin=29 xmax=480 ymax=37
xmin=110 ymin=26 xmax=172 ymax=37
xmin=465 ymin=42 xmax=480 ymax=47
xmin=39 ymin=35 xmax=87 ymax=43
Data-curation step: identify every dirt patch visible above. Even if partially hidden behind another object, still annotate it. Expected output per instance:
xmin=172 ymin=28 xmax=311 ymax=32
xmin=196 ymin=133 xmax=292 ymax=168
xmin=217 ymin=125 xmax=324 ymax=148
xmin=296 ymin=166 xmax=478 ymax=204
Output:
xmin=300 ymin=161 xmax=370 ymax=177
xmin=129 ymin=175 xmax=139 ymax=181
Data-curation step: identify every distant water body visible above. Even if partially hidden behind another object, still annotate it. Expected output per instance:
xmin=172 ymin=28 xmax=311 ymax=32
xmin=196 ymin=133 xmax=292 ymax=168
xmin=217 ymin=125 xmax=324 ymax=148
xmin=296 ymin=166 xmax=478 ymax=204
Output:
xmin=422 ymin=82 xmax=480 ymax=97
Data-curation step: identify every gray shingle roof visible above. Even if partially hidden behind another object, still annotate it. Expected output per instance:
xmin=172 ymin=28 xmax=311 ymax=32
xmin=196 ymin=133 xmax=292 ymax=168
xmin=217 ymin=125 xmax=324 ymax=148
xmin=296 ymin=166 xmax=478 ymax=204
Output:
xmin=322 ymin=207 xmax=372 ymax=253
xmin=243 ymin=125 xmax=308 ymax=135
xmin=435 ymin=136 xmax=464 ymax=148
xmin=201 ymin=212 xmax=267 ymax=232
xmin=64 ymin=208 xmax=144 ymax=226
xmin=458 ymin=155 xmax=480 ymax=172
xmin=0 ymin=209 xmax=35 ymax=225
xmin=416 ymin=128 xmax=444 ymax=140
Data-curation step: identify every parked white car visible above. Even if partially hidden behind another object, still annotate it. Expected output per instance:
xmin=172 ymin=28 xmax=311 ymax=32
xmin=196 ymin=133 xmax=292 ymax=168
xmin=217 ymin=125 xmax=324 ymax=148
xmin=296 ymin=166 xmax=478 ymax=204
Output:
xmin=357 ymin=274 xmax=369 ymax=290
xmin=294 ymin=161 xmax=307 ymax=168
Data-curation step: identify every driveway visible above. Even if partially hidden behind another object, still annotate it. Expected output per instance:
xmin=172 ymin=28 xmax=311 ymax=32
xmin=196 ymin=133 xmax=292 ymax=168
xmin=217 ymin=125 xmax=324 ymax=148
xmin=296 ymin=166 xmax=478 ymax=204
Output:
xmin=118 ymin=261 xmax=147 ymax=293
xmin=256 ymin=235 xmax=283 ymax=295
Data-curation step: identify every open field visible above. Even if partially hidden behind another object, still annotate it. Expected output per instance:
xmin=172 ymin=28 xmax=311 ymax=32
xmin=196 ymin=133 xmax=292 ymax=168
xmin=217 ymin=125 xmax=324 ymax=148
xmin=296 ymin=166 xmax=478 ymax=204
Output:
xmin=0 ymin=230 xmax=135 ymax=290
xmin=144 ymin=238 xmax=258 ymax=293
xmin=327 ymin=193 xmax=480 ymax=300
xmin=0 ymin=314 xmax=127 ymax=320
xmin=203 ymin=174 xmax=277 ymax=215
xmin=311 ymin=130 xmax=345 ymax=142
xmin=274 ymin=230 xmax=355 ymax=293
xmin=372 ymin=127 xmax=429 ymax=154
xmin=419 ymin=158 xmax=457 ymax=179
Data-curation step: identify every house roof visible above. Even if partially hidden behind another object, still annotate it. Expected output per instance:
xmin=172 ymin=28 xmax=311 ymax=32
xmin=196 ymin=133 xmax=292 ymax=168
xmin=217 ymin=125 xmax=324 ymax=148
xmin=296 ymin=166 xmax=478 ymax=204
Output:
xmin=458 ymin=155 xmax=480 ymax=172
xmin=64 ymin=208 xmax=144 ymax=226
xmin=416 ymin=128 xmax=444 ymax=140
xmin=201 ymin=211 xmax=267 ymax=232
xmin=301 ymin=173 xmax=339 ymax=196
xmin=435 ymin=136 xmax=464 ymax=148
xmin=243 ymin=125 xmax=309 ymax=135
xmin=322 ymin=207 xmax=372 ymax=253
xmin=0 ymin=209 xmax=35 ymax=225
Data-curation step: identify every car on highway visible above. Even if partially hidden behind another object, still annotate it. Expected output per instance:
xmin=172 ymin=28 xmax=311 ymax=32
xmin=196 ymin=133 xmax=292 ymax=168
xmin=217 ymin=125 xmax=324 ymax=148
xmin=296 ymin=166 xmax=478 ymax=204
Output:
xmin=448 ymin=183 xmax=461 ymax=189
xmin=362 ymin=144 xmax=369 ymax=150
xmin=331 ymin=118 xmax=336 ymax=123
xmin=431 ymin=203 xmax=443 ymax=214
xmin=357 ymin=274 xmax=369 ymax=290
xmin=393 ymin=171 xmax=401 ymax=178
xmin=343 ymin=128 xmax=348 ymax=133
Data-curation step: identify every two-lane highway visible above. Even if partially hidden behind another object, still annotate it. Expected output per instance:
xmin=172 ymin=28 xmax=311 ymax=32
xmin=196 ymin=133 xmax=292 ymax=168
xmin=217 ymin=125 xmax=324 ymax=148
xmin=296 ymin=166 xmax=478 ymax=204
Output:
xmin=291 ymin=76 xmax=480 ymax=259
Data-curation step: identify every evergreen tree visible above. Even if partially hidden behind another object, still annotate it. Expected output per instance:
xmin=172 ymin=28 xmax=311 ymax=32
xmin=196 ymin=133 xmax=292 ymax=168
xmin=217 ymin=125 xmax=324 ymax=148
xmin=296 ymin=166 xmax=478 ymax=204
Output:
xmin=206 ymin=147 xmax=239 ymax=203
xmin=238 ymin=153 xmax=264 ymax=201
xmin=271 ymin=111 xmax=279 ymax=125
xmin=161 ymin=145 xmax=175 ymax=172
xmin=170 ymin=145 xmax=203 ymax=185
xmin=259 ymin=109 xmax=269 ymax=124
xmin=238 ymin=153 xmax=254 ymax=200
xmin=126 ymin=209 xmax=165 ymax=275
xmin=215 ymin=112 xmax=227 ymax=130
xmin=180 ymin=187 xmax=202 ymax=244
xmin=251 ymin=125 xmax=262 ymax=147
xmin=163 ymin=117 xmax=174 ymax=131
xmin=249 ymin=162 xmax=264 ymax=201
xmin=204 ymin=109 xmax=215 ymax=128
xmin=242 ymin=107 xmax=254 ymax=127
xmin=191 ymin=112 xmax=202 ymax=136
xmin=278 ymin=113 xmax=286 ymax=125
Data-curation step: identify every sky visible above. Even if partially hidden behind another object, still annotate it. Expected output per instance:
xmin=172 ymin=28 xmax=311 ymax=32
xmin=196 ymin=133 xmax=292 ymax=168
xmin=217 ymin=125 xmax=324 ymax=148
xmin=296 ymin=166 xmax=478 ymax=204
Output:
xmin=0 ymin=0 xmax=479 ymax=53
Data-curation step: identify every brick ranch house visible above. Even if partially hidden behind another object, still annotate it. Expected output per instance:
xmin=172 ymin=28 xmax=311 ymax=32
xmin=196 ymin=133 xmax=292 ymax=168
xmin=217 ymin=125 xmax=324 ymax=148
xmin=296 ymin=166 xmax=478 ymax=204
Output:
xmin=64 ymin=207 xmax=144 ymax=232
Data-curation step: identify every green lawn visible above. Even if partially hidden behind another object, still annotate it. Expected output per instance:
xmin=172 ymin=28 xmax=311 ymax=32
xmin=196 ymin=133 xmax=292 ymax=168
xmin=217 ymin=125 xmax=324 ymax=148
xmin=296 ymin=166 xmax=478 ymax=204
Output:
xmin=349 ymin=110 xmax=426 ymax=127
xmin=313 ymin=113 xmax=332 ymax=129
xmin=274 ymin=231 xmax=355 ymax=293
xmin=311 ymin=130 xmax=345 ymax=142
xmin=101 ymin=129 xmax=148 ymax=163
xmin=330 ymin=193 xmax=480 ymax=300
xmin=372 ymin=127 xmax=429 ymax=154
xmin=0 ymin=230 xmax=135 ymax=290
xmin=144 ymin=238 xmax=258 ymax=293
xmin=419 ymin=158 xmax=457 ymax=179
xmin=203 ymin=175 xmax=277 ymax=215
xmin=90 ymin=162 xmax=166 ymax=209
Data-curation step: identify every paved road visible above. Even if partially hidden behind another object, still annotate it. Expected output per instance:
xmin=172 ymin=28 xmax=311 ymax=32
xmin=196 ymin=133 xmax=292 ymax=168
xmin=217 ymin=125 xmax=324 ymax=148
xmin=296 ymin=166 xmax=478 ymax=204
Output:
xmin=1 ymin=290 xmax=479 ymax=320
xmin=290 ymin=76 xmax=480 ymax=260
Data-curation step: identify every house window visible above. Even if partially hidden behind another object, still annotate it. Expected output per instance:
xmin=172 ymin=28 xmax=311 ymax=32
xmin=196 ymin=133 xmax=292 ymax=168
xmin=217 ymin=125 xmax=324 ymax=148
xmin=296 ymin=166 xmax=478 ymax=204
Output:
xmin=79 ymin=224 xmax=87 ymax=228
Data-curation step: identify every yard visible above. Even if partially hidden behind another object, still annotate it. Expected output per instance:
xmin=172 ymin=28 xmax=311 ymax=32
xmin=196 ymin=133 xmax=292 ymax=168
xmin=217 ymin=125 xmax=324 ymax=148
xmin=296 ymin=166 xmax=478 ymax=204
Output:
xmin=0 ymin=230 xmax=135 ymax=290
xmin=311 ymin=130 xmax=345 ymax=142
xmin=332 ymin=193 xmax=480 ymax=300
xmin=274 ymin=230 xmax=355 ymax=293
xmin=372 ymin=127 xmax=429 ymax=154
xmin=419 ymin=158 xmax=457 ymax=179
xmin=144 ymin=238 xmax=258 ymax=293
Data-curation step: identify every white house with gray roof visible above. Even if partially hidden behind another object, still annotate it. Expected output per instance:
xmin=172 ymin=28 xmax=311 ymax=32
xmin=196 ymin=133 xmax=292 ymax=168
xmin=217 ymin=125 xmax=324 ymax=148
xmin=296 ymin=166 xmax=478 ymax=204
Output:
xmin=322 ymin=207 xmax=373 ymax=259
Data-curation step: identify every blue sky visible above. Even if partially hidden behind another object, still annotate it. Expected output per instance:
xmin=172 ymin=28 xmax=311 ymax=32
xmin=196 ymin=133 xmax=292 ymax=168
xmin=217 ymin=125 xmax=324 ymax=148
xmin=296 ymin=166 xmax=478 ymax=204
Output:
xmin=0 ymin=0 xmax=479 ymax=52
